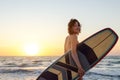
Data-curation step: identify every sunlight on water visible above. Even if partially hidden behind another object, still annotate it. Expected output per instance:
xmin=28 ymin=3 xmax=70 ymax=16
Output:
xmin=0 ymin=55 xmax=120 ymax=80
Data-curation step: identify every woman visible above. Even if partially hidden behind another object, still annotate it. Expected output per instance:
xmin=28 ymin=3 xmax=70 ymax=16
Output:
xmin=64 ymin=19 xmax=85 ymax=80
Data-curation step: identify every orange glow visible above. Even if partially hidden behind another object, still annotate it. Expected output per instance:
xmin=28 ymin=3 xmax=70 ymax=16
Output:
xmin=0 ymin=36 xmax=119 ymax=56
xmin=0 ymin=41 xmax=64 ymax=56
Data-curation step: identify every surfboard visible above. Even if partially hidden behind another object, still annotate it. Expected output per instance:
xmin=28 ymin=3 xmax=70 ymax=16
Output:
xmin=36 ymin=28 xmax=118 ymax=80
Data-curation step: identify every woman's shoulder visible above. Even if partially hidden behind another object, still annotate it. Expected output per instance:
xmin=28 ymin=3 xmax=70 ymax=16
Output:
xmin=65 ymin=35 xmax=78 ymax=41
xmin=65 ymin=35 xmax=69 ymax=40
xmin=69 ymin=34 xmax=78 ymax=39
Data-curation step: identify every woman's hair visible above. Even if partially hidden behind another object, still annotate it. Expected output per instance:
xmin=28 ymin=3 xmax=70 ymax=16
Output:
xmin=68 ymin=19 xmax=81 ymax=35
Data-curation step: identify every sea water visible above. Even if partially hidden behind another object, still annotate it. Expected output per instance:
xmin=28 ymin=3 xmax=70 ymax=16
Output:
xmin=0 ymin=55 xmax=120 ymax=80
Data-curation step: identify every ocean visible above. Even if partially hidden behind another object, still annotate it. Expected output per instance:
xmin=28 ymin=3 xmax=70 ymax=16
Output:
xmin=0 ymin=55 xmax=120 ymax=80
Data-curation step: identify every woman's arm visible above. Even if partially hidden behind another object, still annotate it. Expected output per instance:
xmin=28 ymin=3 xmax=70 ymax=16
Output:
xmin=70 ymin=35 xmax=82 ymax=68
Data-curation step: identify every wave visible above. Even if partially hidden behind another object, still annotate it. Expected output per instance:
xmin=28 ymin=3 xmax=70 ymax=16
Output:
xmin=107 ymin=56 xmax=120 ymax=59
xmin=86 ymin=71 xmax=120 ymax=78
xmin=0 ymin=69 xmax=34 ymax=73
xmin=3 ymin=62 xmax=43 ymax=67
xmin=109 ymin=61 xmax=120 ymax=64
xmin=3 ymin=63 xmax=18 ymax=67
xmin=4 ymin=63 xmax=31 ymax=67
xmin=32 ymin=60 xmax=52 ymax=63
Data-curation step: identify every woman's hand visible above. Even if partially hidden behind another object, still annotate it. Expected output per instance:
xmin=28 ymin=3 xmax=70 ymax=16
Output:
xmin=78 ymin=67 xmax=85 ymax=77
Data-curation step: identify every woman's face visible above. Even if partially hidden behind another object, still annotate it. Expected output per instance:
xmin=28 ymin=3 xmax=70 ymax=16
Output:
xmin=72 ymin=22 xmax=81 ymax=34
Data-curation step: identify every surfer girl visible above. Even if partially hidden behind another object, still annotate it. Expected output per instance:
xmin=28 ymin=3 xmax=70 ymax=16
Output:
xmin=64 ymin=19 xmax=85 ymax=80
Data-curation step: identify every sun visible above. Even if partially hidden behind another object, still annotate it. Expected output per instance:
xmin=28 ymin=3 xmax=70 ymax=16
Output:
xmin=24 ymin=43 xmax=39 ymax=56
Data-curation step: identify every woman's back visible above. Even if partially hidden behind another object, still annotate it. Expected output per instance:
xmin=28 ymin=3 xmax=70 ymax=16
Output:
xmin=64 ymin=36 xmax=71 ymax=53
xmin=64 ymin=35 xmax=79 ymax=53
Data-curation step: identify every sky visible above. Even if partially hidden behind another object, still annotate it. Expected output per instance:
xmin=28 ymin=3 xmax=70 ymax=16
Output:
xmin=0 ymin=0 xmax=120 ymax=56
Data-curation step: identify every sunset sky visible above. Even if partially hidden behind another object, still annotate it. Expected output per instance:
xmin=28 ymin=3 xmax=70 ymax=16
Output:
xmin=0 ymin=0 xmax=120 ymax=56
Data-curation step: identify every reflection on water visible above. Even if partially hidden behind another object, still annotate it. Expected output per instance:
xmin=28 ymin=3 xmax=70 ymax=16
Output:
xmin=0 ymin=55 xmax=120 ymax=80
